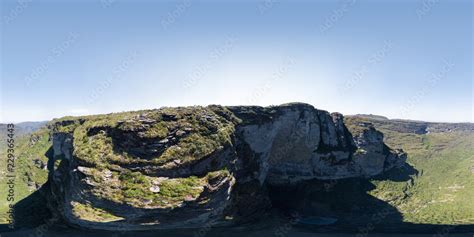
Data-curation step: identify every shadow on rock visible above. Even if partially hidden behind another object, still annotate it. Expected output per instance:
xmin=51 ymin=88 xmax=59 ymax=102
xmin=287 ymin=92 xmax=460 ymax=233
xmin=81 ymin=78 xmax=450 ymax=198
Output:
xmin=267 ymin=163 xmax=410 ymax=231
xmin=11 ymin=183 xmax=53 ymax=229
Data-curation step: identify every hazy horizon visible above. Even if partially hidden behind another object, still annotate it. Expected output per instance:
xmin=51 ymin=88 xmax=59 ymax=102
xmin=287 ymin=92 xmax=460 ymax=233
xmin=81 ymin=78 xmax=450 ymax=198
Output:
xmin=1 ymin=0 xmax=472 ymax=123
xmin=2 ymin=102 xmax=473 ymax=124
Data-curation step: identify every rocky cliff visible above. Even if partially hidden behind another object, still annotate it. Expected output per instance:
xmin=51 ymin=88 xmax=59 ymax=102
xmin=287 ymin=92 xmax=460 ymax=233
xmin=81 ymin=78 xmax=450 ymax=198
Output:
xmin=349 ymin=114 xmax=474 ymax=134
xmin=45 ymin=103 xmax=406 ymax=230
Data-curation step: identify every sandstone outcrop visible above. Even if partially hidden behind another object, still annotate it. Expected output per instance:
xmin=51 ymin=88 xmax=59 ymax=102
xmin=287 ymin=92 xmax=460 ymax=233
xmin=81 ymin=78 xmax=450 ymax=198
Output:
xmin=46 ymin=103 xmax=406 ymax=230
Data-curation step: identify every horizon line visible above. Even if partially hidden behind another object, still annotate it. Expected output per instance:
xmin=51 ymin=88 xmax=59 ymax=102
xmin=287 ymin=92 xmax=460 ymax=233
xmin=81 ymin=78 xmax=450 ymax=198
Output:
xmin=1 ymin=103 xmax=472 ymax=124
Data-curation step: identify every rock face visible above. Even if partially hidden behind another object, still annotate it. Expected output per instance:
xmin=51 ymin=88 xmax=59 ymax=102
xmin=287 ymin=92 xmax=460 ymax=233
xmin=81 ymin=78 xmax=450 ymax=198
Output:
xmin=46 ymin=103 xmax=406 ymax=230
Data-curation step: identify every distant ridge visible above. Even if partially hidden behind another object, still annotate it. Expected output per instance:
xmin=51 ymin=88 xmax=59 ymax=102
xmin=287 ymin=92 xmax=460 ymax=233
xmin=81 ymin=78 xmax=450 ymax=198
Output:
xmin=348 ymin=114 xmax=474 ymax=134
xmin=352 ymin=114 xmax=389 ymax=121
xmin=0 ymin=121 xmax=47 ymax=140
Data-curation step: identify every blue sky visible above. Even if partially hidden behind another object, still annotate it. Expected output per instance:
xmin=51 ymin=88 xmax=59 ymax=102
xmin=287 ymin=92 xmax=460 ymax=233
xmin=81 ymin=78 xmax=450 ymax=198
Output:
xmin=0 ymin=0 xmax=472 ymax=123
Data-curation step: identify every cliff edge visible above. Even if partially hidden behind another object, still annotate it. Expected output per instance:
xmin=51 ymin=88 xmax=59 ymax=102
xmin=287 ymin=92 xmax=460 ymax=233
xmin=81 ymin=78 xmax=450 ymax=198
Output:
xmin=45 ymin=103 xmax=406 ymax=230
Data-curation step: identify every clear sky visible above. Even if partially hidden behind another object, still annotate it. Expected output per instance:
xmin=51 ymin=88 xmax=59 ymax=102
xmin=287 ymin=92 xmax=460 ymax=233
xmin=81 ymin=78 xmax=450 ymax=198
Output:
xmin=0 ymin=0 xmax=472 ymax=123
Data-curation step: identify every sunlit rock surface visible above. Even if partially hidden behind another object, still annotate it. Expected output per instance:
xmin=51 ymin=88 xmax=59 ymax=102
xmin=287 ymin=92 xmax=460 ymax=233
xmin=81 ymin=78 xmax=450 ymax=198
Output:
xmin=46 ymin=103 xmax=406 ymax=230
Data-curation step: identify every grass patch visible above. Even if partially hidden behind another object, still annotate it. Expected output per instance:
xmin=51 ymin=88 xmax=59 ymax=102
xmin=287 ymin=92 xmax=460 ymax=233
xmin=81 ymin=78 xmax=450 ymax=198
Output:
xmin=71 ymin=201 xmax=123 ymax=222
xmin=348 ymin=116 xmax=474 ymax=225
xmin=62 ymin=106 xmax=237 ymax=167
xmin=0 ymin=127 xmax=51 ymax=223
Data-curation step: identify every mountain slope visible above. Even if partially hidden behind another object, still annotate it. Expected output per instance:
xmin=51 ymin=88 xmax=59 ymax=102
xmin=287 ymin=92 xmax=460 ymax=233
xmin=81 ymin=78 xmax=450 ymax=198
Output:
xmin=345 ymin=115 xmax=474 ymax=225
xmin=1 ymin=107 xmax=473 ymax=232
xmin=8 ymin=103 xmax=406 ymax=231
xmin=0 ymin=124 xmax=50 ymax=223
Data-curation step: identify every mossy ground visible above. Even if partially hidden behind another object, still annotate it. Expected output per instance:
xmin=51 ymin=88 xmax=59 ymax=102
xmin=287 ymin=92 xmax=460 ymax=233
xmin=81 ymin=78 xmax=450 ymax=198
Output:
xmin=71 ymin=201 xmax=123 ymax=222
xmin=84 ymin=168 xmax=230 ymax=212
xmin=1 ymin=106 xmax=238 ymax=224
xmin=66 ymin=106 xmax=237 ymax=168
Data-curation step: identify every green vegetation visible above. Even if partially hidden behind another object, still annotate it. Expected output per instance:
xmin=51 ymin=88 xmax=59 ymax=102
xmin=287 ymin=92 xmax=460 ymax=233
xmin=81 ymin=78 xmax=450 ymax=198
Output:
xmin=1 ymin=106 xmax=238 ymax=224
xmin=141 ymin=122 xmax=169 ymax=139
xmin=69 ymin=106 xmax=237 ymax=168
xmin=347 ymin=116 xmax=474 ymax=225
xmin=89 ymin=168 xmax=231 ymax=210
xmin=343 ymin=116 xmax=373 ymax=136
xmin=73 ymin=128 xmax=124 ymax=168
xmin=382 ymin=132 xmax=473 ymax=224
xmin=156 ymin=176 xmax=203 ymax=204
xmin=159 ymin=131 xmax=227 ymax=165
xmin=71 ymin=201 xmax=123 ymax=222
xmin=0 ymin=127 xmax=51 ymax=223
xmin=119 ymin=170 xmax=152 ymax=201
xmin=2 ymin=106 xmax=472 ymax=227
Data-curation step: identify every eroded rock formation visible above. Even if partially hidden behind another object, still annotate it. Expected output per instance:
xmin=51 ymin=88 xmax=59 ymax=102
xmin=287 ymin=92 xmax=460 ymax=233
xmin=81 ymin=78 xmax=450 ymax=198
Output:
xmin=45 ymin=103 xmax=406 ymax=230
